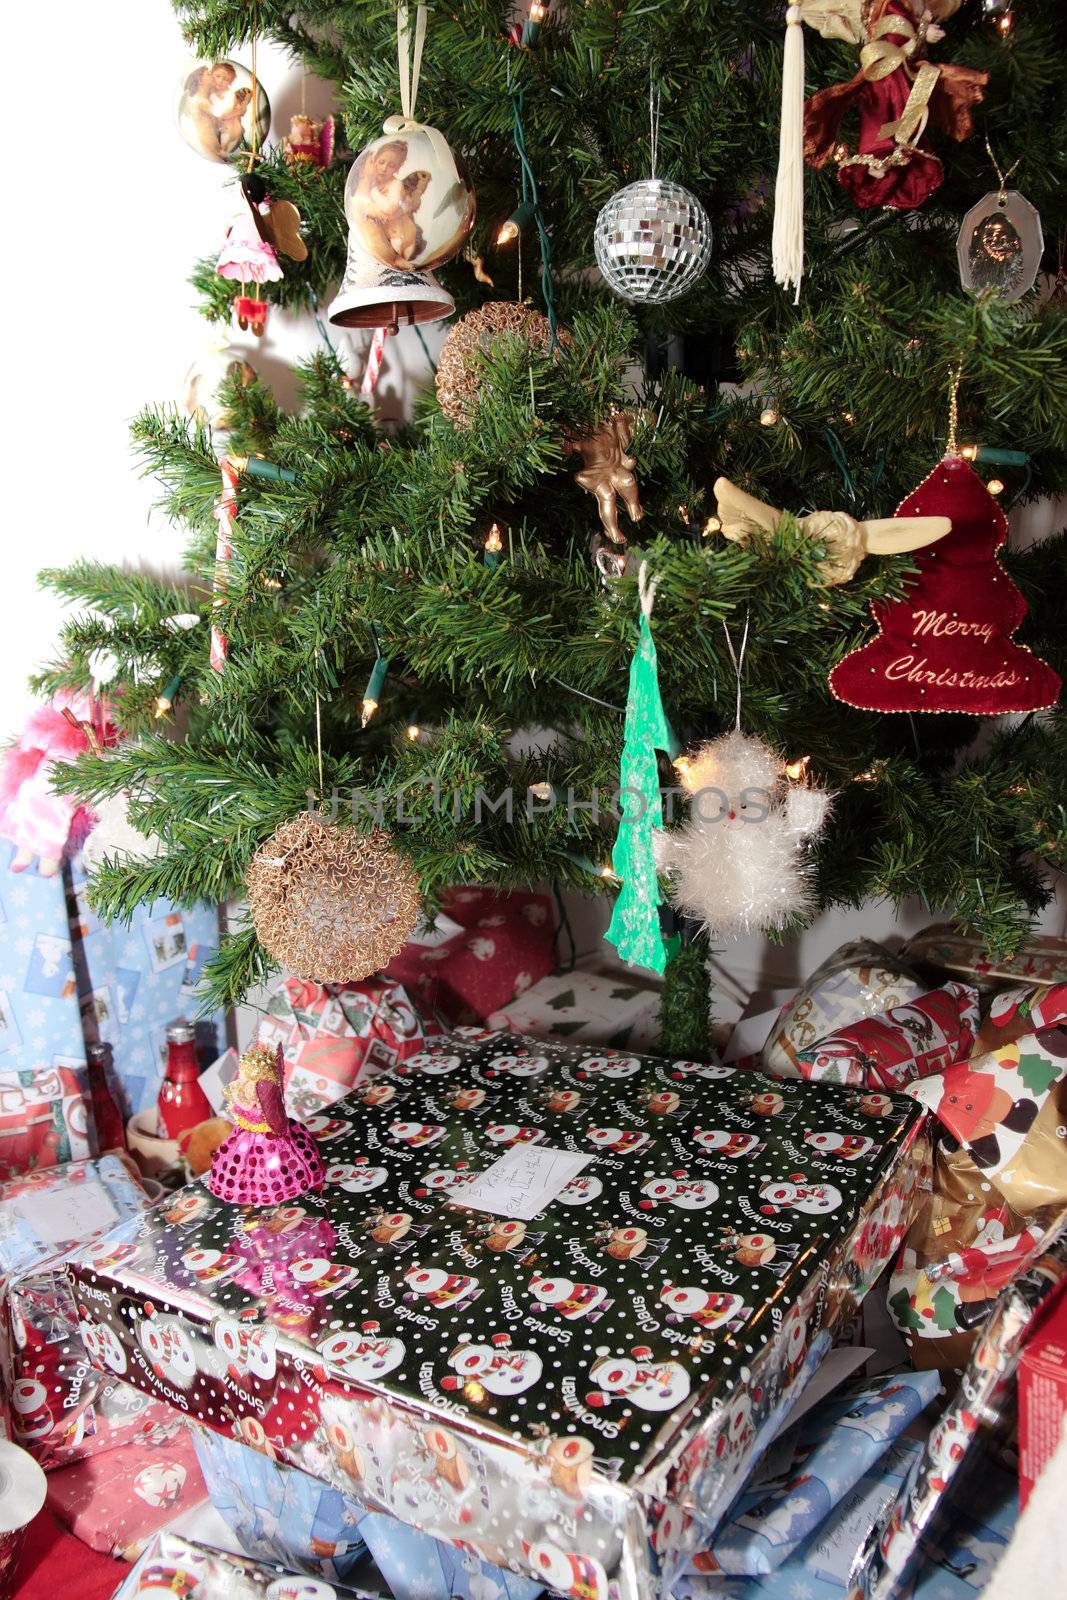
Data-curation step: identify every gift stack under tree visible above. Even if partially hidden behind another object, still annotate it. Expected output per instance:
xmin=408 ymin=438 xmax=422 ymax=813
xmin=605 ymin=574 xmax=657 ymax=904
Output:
xmin=4 ymin=0 xmax=1067 ymax=1594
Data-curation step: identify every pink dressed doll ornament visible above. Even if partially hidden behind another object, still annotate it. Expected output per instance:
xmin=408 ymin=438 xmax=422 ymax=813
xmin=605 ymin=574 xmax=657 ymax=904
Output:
xmin=216 ymin=205 xmax=282 ymax=337
xmin=208 ymin=1041 xmax=325 ymax=1205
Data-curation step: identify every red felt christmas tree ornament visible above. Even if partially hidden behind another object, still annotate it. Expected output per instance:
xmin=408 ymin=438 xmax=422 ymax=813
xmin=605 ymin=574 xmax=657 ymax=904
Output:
xmin=830 ymin=455 xmax=1061 ymax=715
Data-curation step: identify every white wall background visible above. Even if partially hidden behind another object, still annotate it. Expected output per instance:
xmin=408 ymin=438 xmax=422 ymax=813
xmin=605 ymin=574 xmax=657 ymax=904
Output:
xmin=7 ymin=1 xmax=1063 ymax=1016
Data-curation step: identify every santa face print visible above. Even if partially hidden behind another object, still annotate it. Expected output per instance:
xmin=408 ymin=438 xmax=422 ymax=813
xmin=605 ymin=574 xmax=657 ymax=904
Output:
xmin=213 ymin=1317 xmax=277 ymax=1381
xmin=406 ymin=1052 xmax=462 ymax=1075
xmin=325 ymin=1162 xmax=387 ymax=1193
xmin=804 ymin=1130 xmax=878 ymax=1162
xmin=586 ymin=1126 xmax=650 ymax=1155
xmin=588 ymin=1352 xmax=690 ymax=1412
xmin=444 ymin=1339 xmax=542 ymax=1394
xmin=485 ymin=1124 xmax=544 ymax=1146
xmin=289 ymin=1257 xmax=359 ymax=1296
xmin=138 ymin=1318 xmax=197 ymax=1389
xmin=182 ymin=1246 xmax=244 ymax=1284
xmin=81 ymin=1317 xmax=127 ymax=1376
xmin=659 ymin=1285 xmax=748 ymax=1330
xmin=134 ymin=1460 xmax=187 ymax=1508
xmin=693 ymin=1129 xmax=762 ymax=1159
xmin=523 ymin=1543 xmax=609 ymax=1600
xmin=759 ymin=1180 xmax=842 ymax=1215
xmin=642 ymin=1176 xmax=720 ymax=1209
xmin=529 ymin=1275 xmax=611 ymax=1321
xmin=577 ymin=1055 xmax=641 ymax=1080
xmin=11 ymin=1378 xmax=52 ymax=1439
xmin=404 ymin=1265 xmax=479 ymax=1308
xmin=388 ymin=1120 xmax=446 ymax=1148
xmin=556 ymin=1174 xmax=602 ymax=1205
xmin=82 ymin=1238 xmax=139 ymax=1273
xmin=318 ymin=1330 xmax=405 ymax=1380
xmin=304 ymin=1114 xmax=351 ymax=1142
xmin=489 ymin=1053 xmax=549 ymax=1078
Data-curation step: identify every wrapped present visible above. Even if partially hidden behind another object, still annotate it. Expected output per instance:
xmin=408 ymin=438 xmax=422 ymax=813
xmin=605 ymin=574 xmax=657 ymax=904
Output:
xmin=68 ymin=1033 xmax=927 ymax=1600
xmin=901 ymin=924 xmax=1067 ymax=993
xmin=0 ymin=1154 xmax=155 ymax=1454
xmin=191 ymin=1424 xmax=369 ymax=1580
xmin=256 ymin=976 xmax=446 ymax=1119
xmin=113 ymin=1531 xmax=378 ymax=1600
xmin=0 ymin=838 xmax=222 ymax=1128
xmin=672 ymin=1437 xmax=925 ymax=1600
xmin=971 ymin=980 xmax=1067 ymax=1059
xmin=762 ymin=941 xmax=926 ymax=1080
xmin=386 ymin=888 xmax=556 ymax=1023
xmin=907 ymin=1026 xmax=1067 ymax=1214
xmin=1018 ymin=1277 xmax=1067 ymax=1507
xmin=859 ymin=1216 xmax=1067 ymax=1598
xmin=487 ymin=967 xmax=665 ymax=1052
xmin=194 ymin=1423 xmax=542 ymax=1600
xmin=0 ymin=1064 xmax=95 ymax=1180
xmin=0 ymin=1154 xmax=147 ymax=1281
xmin=793 ymin=983 xmax=978 ymax=1091
xmin=45 ymin=1414 xmax=207 ymax=1557
xmin=709 ymin=1368 xmax=942 ymax=1576
xmin=3 ymin=1268 xmax=184 ymax=1469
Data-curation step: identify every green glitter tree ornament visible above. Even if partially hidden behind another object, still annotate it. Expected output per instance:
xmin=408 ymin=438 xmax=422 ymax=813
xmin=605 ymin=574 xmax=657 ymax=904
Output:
xmin=606 ymin=563 xmax=676 ymax=973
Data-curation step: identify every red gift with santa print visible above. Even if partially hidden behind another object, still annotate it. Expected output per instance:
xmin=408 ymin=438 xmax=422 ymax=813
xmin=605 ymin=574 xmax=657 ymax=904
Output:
xmin=44 ymin=1416 xmax=207 ymax=1558
xmin=794 ymin=982 xmax=978 ymax=1090
xmin=256 ymin=974 xmax=445 ymax=1118
xmin=384 ymin=887 xmax=556 ymax=1023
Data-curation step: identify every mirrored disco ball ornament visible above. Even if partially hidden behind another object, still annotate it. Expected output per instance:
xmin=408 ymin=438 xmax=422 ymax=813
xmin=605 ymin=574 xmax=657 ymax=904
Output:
xmin=594 ymin=178 xmax=712 ymax=304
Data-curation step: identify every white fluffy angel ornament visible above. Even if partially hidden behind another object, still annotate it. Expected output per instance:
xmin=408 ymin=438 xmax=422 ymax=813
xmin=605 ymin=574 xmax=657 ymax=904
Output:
xmin=656 ymin=731 xmax=832 ymax=940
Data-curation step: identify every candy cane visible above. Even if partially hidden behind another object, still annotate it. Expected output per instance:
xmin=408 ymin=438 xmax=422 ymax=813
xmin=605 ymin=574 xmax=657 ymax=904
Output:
xmin=211 ymin=457 xmax=240 ymax=672
xmin=360 ymin=326 xmax=388 ymax=395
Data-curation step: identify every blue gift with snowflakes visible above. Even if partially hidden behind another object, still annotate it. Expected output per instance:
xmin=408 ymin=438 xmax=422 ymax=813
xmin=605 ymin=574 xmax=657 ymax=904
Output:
xmin=0 ymin=837 xmax=222 ymax=1122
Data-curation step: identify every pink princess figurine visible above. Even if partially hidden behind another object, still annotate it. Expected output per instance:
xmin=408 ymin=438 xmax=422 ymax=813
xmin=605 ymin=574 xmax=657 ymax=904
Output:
xmin=208 ymin=1042 xmax=325 ymax=1205
xmin=216 ymin=205 xmax=282 ymax=335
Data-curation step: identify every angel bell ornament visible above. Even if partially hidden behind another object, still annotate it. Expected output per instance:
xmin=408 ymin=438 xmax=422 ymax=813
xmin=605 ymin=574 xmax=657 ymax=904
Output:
xmin=344 ymin=5 xmax=474 ymax=276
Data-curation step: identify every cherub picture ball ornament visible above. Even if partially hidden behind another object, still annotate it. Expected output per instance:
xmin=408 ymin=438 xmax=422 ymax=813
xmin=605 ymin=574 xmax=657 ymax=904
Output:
xmin=830 ymin=456 xmax=1062 ymax=715
xmin=246 ymin=812 xmax=421 ymax=983
xmin=594 ymin=179 xmax=711 ymax=305
xmin=182 ymin=344 xmax=257 ymax=435
xmin=176 ymin=60 xmax=270 ymax=164
xmin=435 ymin=301 xmax=560 ymax=426
xmin=208 ymin=1041 xmax=325 ymax=1205
xmin=657 ymin=732 xmax=831 ymax=940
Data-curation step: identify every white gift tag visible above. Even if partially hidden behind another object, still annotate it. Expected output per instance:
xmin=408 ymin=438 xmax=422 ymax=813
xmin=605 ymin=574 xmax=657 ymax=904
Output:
xmin=449 ymin=1145 xmax=594 ymax=1220
xmin=19 ymin=1183 xmax=120 ymax=1247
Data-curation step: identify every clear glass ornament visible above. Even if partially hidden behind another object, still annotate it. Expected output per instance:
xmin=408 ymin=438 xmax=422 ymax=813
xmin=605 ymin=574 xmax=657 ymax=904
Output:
xmin=956 ymin=190 xmax=1043 ymax=305
xmin=594 ymin=179 xmax=712 ymax=304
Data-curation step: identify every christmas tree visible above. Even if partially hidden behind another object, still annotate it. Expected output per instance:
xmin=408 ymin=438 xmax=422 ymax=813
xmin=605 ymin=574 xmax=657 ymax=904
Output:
xmin=38 ymin=0 xmax=1067 ymax=1044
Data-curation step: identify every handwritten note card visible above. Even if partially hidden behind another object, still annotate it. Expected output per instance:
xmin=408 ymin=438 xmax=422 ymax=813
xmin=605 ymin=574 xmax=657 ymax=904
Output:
xmin=449 ymin=1145 xmax=594 ymax=1220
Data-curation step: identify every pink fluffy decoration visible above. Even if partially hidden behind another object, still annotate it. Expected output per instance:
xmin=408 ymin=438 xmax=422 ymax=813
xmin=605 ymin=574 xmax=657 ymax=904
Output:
xmin=0 ymin=691 xmax=116 ymax=871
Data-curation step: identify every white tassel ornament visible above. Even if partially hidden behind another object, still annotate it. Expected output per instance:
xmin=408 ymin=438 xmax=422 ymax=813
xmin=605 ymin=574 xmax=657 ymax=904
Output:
xmin=656 ymin=731 xmax=831 ymax=940
xmin=772 ymin=5 xmax=806 ymax=302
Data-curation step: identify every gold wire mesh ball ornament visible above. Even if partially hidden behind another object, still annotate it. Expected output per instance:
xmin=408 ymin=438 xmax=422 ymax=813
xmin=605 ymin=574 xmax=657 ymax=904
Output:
xmin=435 ymin=301 xmax=561 ymax=427
xmin=593 ymin=179 xmax=712 ymax=304
xmin=245 ymin=813 xmax=421 ymax=983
